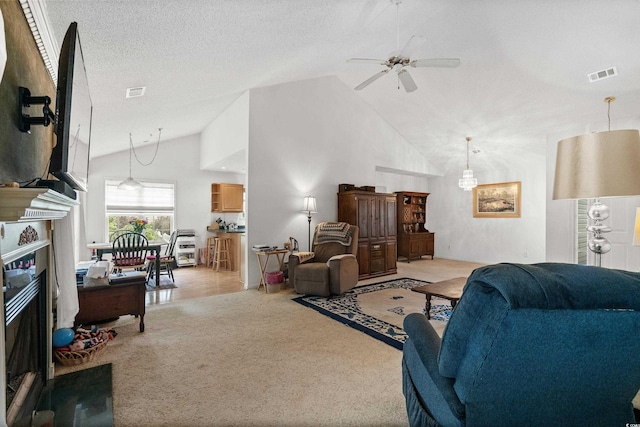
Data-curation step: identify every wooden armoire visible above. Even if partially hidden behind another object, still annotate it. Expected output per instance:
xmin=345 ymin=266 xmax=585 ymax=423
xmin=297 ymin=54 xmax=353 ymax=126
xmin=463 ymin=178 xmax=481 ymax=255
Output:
xmin=337 ymin=190 xmax=397 ymax=279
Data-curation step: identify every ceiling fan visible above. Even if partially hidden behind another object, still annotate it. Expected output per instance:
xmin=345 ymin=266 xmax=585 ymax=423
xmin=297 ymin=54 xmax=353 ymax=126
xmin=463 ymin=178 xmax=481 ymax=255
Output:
xmin=347 ymin=1 xmax=460 ymax=92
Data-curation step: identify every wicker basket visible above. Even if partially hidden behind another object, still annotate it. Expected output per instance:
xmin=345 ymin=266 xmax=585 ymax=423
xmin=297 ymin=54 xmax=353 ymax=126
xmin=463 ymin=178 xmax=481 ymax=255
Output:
xmin=54 ymin=339 xmax=107 ymax=366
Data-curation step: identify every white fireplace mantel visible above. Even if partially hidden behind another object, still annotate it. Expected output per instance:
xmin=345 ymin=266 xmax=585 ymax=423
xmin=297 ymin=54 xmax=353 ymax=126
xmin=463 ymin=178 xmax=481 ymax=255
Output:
xmin=0 ymin=187 xmax=79 ymax=222
xmin=0 ymin=187 xmax=78 ymax=426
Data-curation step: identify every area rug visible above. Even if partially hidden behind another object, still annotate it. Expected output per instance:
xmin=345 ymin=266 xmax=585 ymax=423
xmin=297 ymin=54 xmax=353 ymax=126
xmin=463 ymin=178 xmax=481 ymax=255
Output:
xmin=145 ymin=275 xmax=177 ymax=290
xmin=292 ymin=277 xmax=452 ymax=350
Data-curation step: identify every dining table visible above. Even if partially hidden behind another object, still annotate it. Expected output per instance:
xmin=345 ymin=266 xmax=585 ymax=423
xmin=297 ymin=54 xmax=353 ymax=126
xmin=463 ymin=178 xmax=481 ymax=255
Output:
xmin=86 ymin=240 xmax=167 ymax=285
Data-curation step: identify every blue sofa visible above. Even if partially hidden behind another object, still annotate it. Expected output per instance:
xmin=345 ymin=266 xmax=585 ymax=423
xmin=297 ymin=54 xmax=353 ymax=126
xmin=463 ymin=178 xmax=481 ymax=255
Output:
xmin=402 ymin=263 xmax=640 ymax=426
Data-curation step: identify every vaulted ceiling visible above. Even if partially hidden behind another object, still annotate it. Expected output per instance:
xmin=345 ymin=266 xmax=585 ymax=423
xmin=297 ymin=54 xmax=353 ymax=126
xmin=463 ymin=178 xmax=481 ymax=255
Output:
xmin=40 ymin=0 xmax=640 ymax=174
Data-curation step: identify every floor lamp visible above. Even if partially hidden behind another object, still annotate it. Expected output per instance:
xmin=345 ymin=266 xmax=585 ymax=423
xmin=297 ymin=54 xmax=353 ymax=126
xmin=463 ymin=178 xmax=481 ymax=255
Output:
xmin=301 ymin=196 xmax=317 ymax=251
xmin=552 ymin=99 xmax=640 ymax=266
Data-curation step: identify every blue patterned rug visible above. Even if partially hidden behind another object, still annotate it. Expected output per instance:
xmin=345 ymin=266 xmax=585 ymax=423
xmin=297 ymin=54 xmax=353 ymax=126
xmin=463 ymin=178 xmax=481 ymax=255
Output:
xmin=292 ymin=277 xmax=452 ymax=350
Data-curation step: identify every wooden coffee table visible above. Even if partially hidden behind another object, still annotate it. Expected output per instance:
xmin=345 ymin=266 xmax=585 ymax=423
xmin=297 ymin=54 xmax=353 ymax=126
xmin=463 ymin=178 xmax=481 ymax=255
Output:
xmin=411 ymin=277 xmax=467 ymax=319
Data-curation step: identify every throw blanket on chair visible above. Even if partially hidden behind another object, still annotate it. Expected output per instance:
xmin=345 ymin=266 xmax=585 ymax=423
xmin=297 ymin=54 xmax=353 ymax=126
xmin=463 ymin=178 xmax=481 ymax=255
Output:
xmin=294 ymin=251 xmax=315 ymax=263
xmin=313 ymin=222 xmax=353 ymax=246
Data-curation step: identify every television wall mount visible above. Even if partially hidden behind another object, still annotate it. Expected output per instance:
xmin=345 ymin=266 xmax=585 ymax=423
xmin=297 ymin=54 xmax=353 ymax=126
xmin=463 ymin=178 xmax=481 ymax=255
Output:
xmin=18 ymin=86 xmax=56 ymax=133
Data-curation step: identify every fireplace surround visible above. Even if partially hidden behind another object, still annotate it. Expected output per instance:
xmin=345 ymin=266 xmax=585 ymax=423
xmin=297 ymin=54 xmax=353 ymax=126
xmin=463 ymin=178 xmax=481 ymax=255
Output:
xmin=0 ymin=188 xmax=78 ymax=426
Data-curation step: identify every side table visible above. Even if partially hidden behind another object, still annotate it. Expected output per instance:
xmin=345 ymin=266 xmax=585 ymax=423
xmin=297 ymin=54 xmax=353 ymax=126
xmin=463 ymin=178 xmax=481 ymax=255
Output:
xmin=254 ymin=249 xmax=289 ymax=293
xmin=410 ymin=277 xmax=467 ymax=320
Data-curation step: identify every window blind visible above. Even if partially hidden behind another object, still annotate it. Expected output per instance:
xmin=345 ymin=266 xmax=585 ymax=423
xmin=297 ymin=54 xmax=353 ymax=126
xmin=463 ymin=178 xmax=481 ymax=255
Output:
xmin=105 ymin=180 xmax=174 ymax=212
xmin=576 ymin=199 xmax=588 ymax=265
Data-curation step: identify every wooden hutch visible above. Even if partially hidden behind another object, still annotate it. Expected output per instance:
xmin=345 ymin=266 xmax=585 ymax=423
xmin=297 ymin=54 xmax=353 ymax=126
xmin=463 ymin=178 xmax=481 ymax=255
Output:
xmin=396 ymin=191 xmax=434 ymax=261
xmin=338 ymin=186 xmax=397 ymax=279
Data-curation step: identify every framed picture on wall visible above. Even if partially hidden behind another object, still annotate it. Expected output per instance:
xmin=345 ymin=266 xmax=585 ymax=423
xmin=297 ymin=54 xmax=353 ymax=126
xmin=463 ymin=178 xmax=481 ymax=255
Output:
xmin=472 ymin=181 xmax=521 ymax=218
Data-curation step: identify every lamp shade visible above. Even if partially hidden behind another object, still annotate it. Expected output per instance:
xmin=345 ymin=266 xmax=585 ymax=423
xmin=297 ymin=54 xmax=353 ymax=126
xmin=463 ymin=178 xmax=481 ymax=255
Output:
xmin=118 ymin=176 xmax=142 ymax=191
xmin=553 ymin=129 xmax=640 ymax=200
xmin=301 ymin=196 xmax=317 ymax=213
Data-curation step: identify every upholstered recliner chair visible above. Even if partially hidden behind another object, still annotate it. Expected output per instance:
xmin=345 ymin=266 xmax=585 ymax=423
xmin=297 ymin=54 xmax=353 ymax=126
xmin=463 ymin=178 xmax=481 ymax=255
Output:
xmin=402 ymin=262 xmax=640 ymax=427
xmin=289 ymin=222 xmax=359 ymax=297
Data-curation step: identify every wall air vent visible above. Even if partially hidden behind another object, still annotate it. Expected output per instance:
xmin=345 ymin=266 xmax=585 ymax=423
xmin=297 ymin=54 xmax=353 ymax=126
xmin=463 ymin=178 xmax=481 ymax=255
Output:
xmin=125 ymin=86 xmax=146 ymax=98
xmin=588 ymin=67 xmax=617 ymax=83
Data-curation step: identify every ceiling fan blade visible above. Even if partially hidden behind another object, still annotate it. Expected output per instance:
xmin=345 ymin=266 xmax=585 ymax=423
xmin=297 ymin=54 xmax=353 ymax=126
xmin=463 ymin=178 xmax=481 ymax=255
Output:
xmin=398 ymin=69 xmax=418 ymax=92
xmin=347 ymin=58 xmax=387 ymax=65
xmin=398 ymin=35 xmax=426 ymax=57
xmin=354 ymin=69 xmax=391 ymax=90
xmin=410 ymin=58 xmax=461 ymax=68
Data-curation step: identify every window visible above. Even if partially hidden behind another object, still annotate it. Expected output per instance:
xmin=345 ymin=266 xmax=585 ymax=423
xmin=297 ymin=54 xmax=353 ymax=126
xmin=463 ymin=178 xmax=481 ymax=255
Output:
xmin=576 ymin=199 xmax=588 ymax=265
xmin=105 ymin=180 xmax=175 ymax=241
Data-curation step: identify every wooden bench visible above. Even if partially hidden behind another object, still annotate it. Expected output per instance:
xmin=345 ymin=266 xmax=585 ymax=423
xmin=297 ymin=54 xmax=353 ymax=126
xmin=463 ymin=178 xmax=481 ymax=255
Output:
xmin=75 ymin=275 xmax=146 ymax=332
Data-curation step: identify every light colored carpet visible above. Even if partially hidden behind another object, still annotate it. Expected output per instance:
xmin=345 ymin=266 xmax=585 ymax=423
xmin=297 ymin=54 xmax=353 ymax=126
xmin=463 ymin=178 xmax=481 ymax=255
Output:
xmin=55 ymin=288 xmax=410 ymax=426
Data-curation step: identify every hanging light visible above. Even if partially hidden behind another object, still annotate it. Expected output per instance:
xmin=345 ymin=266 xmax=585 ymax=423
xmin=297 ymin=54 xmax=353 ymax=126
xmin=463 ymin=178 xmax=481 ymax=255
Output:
xmin=458 ymin=136 xmax=477 ymax=191
xmin=118 ymin=134 xmax=142 ymax=190
xmin=553 ymin=96 xmax=640 ymax=267
xmin=118 ymin=128 xmax=163 ymax=191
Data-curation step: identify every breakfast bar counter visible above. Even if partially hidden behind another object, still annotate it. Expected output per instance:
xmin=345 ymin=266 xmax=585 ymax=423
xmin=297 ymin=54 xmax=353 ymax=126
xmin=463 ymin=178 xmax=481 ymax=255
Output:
xmin=206 ymin=227 xmax=245 ymax=272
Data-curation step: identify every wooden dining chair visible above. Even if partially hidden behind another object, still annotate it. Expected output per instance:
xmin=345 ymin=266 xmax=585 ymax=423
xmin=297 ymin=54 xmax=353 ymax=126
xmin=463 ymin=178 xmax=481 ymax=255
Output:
xmin=109 ymin=229 xmax=129 ymax=242
xmin=112 ymin=231 xmax=149 ymax=274
xmin=146 ymin=231 xmax=178 ymax=284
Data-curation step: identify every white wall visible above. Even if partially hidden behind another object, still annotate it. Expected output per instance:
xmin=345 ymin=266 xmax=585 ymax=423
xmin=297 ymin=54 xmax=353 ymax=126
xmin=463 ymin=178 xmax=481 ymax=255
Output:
xmin=85 ymin=134 xmax=244 ymax=255
xmin=244 ymin=76 xmax=438 ymax=287
xmin=428 ymin=151 xmax=547 ymax=265
xmin=375 ymin=169 xmax=430 ymax=194
xmin=200 ymin=91 xmax=249 ymax=170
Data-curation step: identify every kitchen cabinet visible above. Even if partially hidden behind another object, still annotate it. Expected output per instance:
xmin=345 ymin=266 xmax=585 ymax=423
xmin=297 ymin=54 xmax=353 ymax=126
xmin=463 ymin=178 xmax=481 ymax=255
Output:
xmin=211 ymin=183 xmax=244 ymax=213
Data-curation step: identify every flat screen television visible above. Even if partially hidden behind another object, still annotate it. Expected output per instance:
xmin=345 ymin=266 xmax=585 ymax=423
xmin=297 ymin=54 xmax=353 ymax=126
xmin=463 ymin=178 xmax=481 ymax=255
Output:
xmin=48 ymin=22 xmax=92 ymax=193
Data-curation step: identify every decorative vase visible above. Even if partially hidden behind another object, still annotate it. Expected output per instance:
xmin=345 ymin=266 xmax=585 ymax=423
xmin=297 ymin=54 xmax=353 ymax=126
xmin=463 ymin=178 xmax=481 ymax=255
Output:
xmin=130 ymin=219 xmax=147 ymax=234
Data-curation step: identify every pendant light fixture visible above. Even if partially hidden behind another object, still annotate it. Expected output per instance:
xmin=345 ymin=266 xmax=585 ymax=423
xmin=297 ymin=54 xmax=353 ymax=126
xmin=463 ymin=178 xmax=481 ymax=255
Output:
xmin=118 ymin=135 xmax=142 ymax=190
xmin=118 ymin=128 xmax=163 ymax=191
xmin=458 ymin=136 xmax=477 ymax=191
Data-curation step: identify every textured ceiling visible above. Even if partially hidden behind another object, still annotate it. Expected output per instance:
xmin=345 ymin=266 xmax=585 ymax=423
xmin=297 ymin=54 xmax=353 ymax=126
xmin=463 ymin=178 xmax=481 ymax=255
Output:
xmin=41 ymin=0 xmax=640 ymax=174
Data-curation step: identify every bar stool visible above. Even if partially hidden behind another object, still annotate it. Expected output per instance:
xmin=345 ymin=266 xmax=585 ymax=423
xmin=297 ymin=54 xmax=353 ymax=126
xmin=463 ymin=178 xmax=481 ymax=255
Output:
xmin=213 ymin=237 xmax=231 ymax=271
xmin=205 ymin=236 xmax=216 ymax=268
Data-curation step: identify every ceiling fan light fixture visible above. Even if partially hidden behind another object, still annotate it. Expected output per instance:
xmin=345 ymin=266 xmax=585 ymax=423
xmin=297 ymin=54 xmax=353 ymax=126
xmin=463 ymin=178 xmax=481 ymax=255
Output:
xmin=458 ymin=136 xmax=477 ymax=191
xmin=346 ymin=3 xmax=459 ymax=92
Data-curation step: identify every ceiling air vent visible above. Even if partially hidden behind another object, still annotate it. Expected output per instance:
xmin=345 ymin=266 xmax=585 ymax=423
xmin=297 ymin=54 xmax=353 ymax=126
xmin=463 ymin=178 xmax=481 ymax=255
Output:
xmin=588 ymin=67 xmax=617 ymax=83
xmin=126 ymin=86 xmax=146 ymax=98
